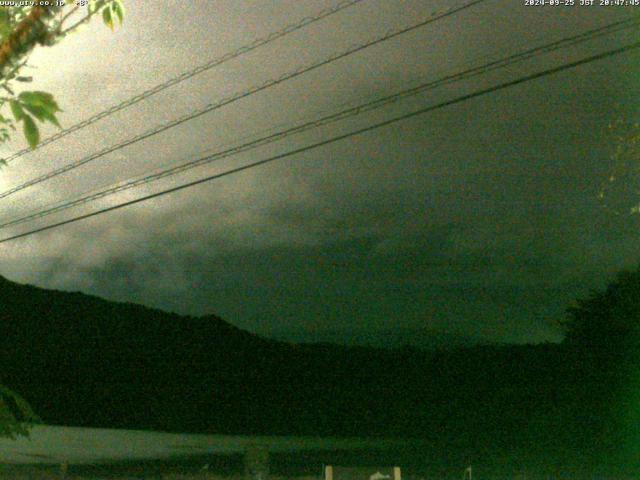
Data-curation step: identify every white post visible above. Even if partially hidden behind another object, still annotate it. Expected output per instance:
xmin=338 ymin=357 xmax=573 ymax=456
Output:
xmin=393 ymin=466 xmax=401 ymax=480
xmin=325 ymin=465 xmax=334 ymax=480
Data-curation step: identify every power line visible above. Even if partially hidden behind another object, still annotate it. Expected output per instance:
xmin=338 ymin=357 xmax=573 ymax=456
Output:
xmin=1 ymin=40 xmax=637 ymax=245
xmin=0 ymin=0 xmax=486 ymax=200
xmin=2 ymin=15 xmax=637 ymax=230
xmin=2 ymin=0 xmax=366 ymax=164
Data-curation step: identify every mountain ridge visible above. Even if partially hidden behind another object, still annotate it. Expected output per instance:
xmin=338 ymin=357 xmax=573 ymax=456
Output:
xmin=0 ymin=272 xmax=621 ymax=470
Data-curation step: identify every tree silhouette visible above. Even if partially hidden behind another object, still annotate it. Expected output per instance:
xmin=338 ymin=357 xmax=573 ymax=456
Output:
xmin=560 ymin=265 xmax=640 ymax=466
xmin=0 ymin=385 xmax=41 ymax=439
xmin=562 ymin=267 xmax=640 ymax=350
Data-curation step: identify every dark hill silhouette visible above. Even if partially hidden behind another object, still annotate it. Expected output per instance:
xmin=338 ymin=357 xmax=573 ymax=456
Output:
xmin=0 ymin=271 xmax=635 ymax=473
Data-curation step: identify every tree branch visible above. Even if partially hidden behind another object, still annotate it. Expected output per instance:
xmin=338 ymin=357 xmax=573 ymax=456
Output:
xmin=60 ymin=1 xmax=115 ymax=36
xmin=59 ymin=12 xmax=93 ymax=36
xmin=58 ymin=4 xmax=79 ymax=28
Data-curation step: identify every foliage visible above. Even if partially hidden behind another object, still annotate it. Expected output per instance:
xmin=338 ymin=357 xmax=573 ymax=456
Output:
xmin=560 ymin=266 xmax=640 ymax=348
xmin=0 ymin=385 xmax=41 ymax=439
xmin=0 ymin=0 xmax=125 ymax=156
xmin=559 ymin=266 xmax=640 ymax=464
xmin=7 ymin=91 xmax=61 ymax=149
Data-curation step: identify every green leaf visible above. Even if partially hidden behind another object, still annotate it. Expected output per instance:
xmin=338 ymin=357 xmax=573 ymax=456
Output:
xmin=10 ymin=100 xmax=24 ymax=121
xmin=112 ymin=0 xmax=124 ymax=25
xmin=21 ymin=103 xmax=61 ymax=128
xmin=15 ymin=76 xmax=32 ymax=82
xmin=22 ymin=115 xmax=39 ymax=149
xmin=18 ymin=91 xmax=61 ymax=113
xmin=18 ymin=91 xmax=58 ymax=108
xmin=21 ymin=104 xmax=58 ymax=128
xmin=20 ymin=103 xmax=45 ymax=122
xmin=50 ymin=112 xmax=62 ymax=128
xmin=102 ymin=6 xmax=113 ymax=30
xmin=89 ymin=0 xmax=107 ymax=14
xmin=18 ymin=90 xmax=54 ymax=103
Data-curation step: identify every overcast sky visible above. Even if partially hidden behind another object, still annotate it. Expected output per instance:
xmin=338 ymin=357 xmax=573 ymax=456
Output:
xmin=0 ymin=0 xmax=638 ymax=346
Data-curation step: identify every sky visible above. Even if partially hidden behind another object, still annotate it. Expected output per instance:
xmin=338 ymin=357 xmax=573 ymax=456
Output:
xmin=0 ymin=0 xmax=639 ymax=346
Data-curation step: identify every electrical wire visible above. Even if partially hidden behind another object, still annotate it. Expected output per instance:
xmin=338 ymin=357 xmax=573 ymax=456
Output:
xmin=1 ymin=15 xmax=637 ymax=229
xmin=1 ymin=0 xmax=366 ymax=164
xmin=1 ymin=40 xmax=637 ymax=244
xmin=0 ymin=0 xmax=487 ymax=200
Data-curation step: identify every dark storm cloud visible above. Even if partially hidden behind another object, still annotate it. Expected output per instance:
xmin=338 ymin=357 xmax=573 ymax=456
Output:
xmin=1 ymin=0 xmax=639 ymax=346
